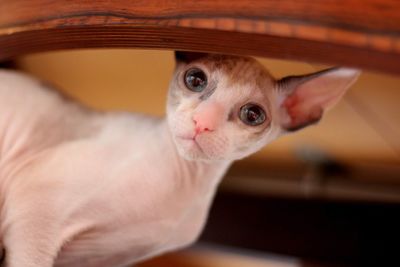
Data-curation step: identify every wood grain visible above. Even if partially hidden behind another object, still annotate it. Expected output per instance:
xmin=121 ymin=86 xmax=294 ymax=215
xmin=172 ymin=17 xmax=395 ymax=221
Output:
xmin=1 ymin=0 xmax=400 ymax=74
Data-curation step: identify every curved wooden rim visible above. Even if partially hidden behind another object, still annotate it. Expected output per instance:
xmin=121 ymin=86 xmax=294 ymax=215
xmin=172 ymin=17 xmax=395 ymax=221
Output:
xmin=1 ymin=0 xmax=400 ymax=74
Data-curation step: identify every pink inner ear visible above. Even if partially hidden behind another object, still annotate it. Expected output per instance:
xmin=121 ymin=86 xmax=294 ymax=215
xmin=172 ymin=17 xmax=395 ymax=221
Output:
xmin=282 ymin=93 xmax=323 ymax=131
xmin=282 ymin=83 xmax=342 ymax=130
xmin=280 ymin=68 xmax=359 ymax=131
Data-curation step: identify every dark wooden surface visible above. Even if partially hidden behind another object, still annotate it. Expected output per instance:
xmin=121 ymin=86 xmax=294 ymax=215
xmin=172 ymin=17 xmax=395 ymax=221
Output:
xmin=1 ymin=0 xmax=400 ymax=74
xmin=200 ymin=190 xmax=400 ymax=266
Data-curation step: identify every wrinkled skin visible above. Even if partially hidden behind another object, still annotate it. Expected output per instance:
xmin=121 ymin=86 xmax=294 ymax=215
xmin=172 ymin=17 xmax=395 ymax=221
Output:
xmin=0 ymin=53 xmax=359 ymax=267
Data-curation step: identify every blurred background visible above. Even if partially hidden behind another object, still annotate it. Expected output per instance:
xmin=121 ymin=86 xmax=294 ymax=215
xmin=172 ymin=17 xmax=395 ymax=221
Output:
xmin=12 ymin=49 xmax=400 ymax=266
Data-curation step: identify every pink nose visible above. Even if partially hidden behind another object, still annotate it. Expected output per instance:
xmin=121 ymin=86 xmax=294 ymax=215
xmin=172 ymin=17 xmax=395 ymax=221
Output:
xmin=193 ymin=118 xmax=213 ymax=134
xmin=192 ymin=102 xmax=224 ymax=135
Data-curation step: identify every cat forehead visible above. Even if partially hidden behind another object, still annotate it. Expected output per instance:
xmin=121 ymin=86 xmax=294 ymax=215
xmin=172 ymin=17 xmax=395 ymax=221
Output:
xmin=179 ymin=55 xmax=275 ymax=90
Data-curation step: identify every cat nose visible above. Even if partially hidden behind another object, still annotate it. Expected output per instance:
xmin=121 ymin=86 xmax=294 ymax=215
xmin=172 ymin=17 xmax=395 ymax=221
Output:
xmin=192 ymin=101 xmax=224 ymax=134
xmin=193 ymin=118 xmax=213 ymax=134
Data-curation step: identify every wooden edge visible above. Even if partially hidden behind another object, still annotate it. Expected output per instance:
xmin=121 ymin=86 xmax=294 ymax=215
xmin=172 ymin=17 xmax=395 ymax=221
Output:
xmin=1 ymin=25 xmax=400 ymax=75
xmin=1 ymin=1 xmax=400 ymax=74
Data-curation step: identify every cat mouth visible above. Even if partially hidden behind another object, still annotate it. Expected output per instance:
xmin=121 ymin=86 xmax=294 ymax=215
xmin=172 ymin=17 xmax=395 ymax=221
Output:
xmin=177 ymin=136 xmax=206 ymax=155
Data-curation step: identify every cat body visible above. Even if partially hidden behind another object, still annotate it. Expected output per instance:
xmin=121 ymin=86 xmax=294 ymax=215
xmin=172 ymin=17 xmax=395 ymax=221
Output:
xmin=0 ymin=70 xmax=228 ymax=267
xmin=0 ymin=53 xmax=359 ymax=267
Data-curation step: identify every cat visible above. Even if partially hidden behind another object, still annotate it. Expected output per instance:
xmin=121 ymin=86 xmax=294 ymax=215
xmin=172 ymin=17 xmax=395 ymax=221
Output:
xmin=0 ymin=51 xmax=359 ymax=267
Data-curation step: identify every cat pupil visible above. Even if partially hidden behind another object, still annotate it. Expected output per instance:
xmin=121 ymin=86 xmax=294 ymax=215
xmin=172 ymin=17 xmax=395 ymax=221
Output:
xmin=247 ymin=109 xmax=259 ymax=122
xmin=184 ymin=68 xmax=207 ymax=92
xmin=239 ymin=104 xmax=266 ymax=126
xmin=192 ymin=77 xmax=201 ymax=87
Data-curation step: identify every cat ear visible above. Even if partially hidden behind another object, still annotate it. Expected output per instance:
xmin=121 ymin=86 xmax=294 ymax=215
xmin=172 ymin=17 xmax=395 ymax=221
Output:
xmin=174 ymin=51 xmax=209 ymax=63
xmin=277 ymin=67 xmax=360 ymax=132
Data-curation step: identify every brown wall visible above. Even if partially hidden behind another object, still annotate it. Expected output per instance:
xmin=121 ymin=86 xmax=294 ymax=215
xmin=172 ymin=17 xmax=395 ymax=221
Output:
xmin=16 ymin=49 xmax=400 ymax=166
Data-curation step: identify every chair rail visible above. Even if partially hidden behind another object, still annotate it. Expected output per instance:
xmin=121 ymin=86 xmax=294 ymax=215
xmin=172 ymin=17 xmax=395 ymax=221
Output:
xmin=1 ymin=0 xmax=400 ymax=74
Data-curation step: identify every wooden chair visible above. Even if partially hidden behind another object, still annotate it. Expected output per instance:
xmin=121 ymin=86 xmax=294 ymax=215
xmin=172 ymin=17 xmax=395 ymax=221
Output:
xmin=1 ymin=0 xmax=400 ymax=74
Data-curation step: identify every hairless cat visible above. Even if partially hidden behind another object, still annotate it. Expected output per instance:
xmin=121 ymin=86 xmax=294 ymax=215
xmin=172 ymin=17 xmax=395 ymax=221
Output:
xmin=0 ymin=52 xmax=359 ymax=267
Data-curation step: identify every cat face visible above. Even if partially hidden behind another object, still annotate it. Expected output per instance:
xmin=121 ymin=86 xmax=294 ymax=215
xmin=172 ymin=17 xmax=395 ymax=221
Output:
xmin=167 ymin=52 xmax=360 ymax=162
xmin=167 ymin=53 xmax=282 ymax=161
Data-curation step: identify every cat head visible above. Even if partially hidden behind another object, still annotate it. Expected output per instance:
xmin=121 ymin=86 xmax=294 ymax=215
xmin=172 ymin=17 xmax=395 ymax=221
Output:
xmin=167 ymin=52 xmax=360 ymax=162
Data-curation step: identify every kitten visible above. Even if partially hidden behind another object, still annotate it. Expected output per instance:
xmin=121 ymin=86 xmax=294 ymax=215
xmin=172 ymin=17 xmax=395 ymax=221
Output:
xmin=0 ymin=52 xmax=359 ymax=267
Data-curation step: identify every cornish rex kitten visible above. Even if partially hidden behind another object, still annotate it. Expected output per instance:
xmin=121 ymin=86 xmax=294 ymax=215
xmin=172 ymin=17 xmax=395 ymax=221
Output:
xmin=0 ymin=52 xmax=359 ymax=267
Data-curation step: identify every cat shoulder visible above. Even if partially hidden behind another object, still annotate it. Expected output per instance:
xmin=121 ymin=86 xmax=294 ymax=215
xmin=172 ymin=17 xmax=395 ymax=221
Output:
xmin=101 ymin=112 xmax=163 ymax=132
xmin=0 ymin=69 xmax=78 ymax=105
xmin=0 ymin=69 xmax=39 ymax=93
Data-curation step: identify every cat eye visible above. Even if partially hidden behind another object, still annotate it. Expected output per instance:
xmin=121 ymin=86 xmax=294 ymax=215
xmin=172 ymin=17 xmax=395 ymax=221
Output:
xmin=184 ymin=68 xmax=207 ymax=92
xmin=239 ymin=103 xmax=266 ymax=126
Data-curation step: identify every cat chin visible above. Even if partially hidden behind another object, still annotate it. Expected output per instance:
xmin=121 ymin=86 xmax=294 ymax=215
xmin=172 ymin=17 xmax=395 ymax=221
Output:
xmin=176 ymin=139 xmax=211 ymax=161
xmin=173 ymin=135 xmax=260 ymax=162
xmin=177 ymin=146 xmax=238 ymax=162
xmin=175 ymin=138 xmax=227 ymax=162
xmin=180 ymin=153 xmax=228 ymax=162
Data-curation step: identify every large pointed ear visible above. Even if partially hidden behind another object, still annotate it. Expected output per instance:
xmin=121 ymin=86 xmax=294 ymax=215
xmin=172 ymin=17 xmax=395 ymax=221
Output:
xmin=174 ymin=51 xmax=209 ymax=64
xmin=278 ymin=67 xmax=360 ymax=132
